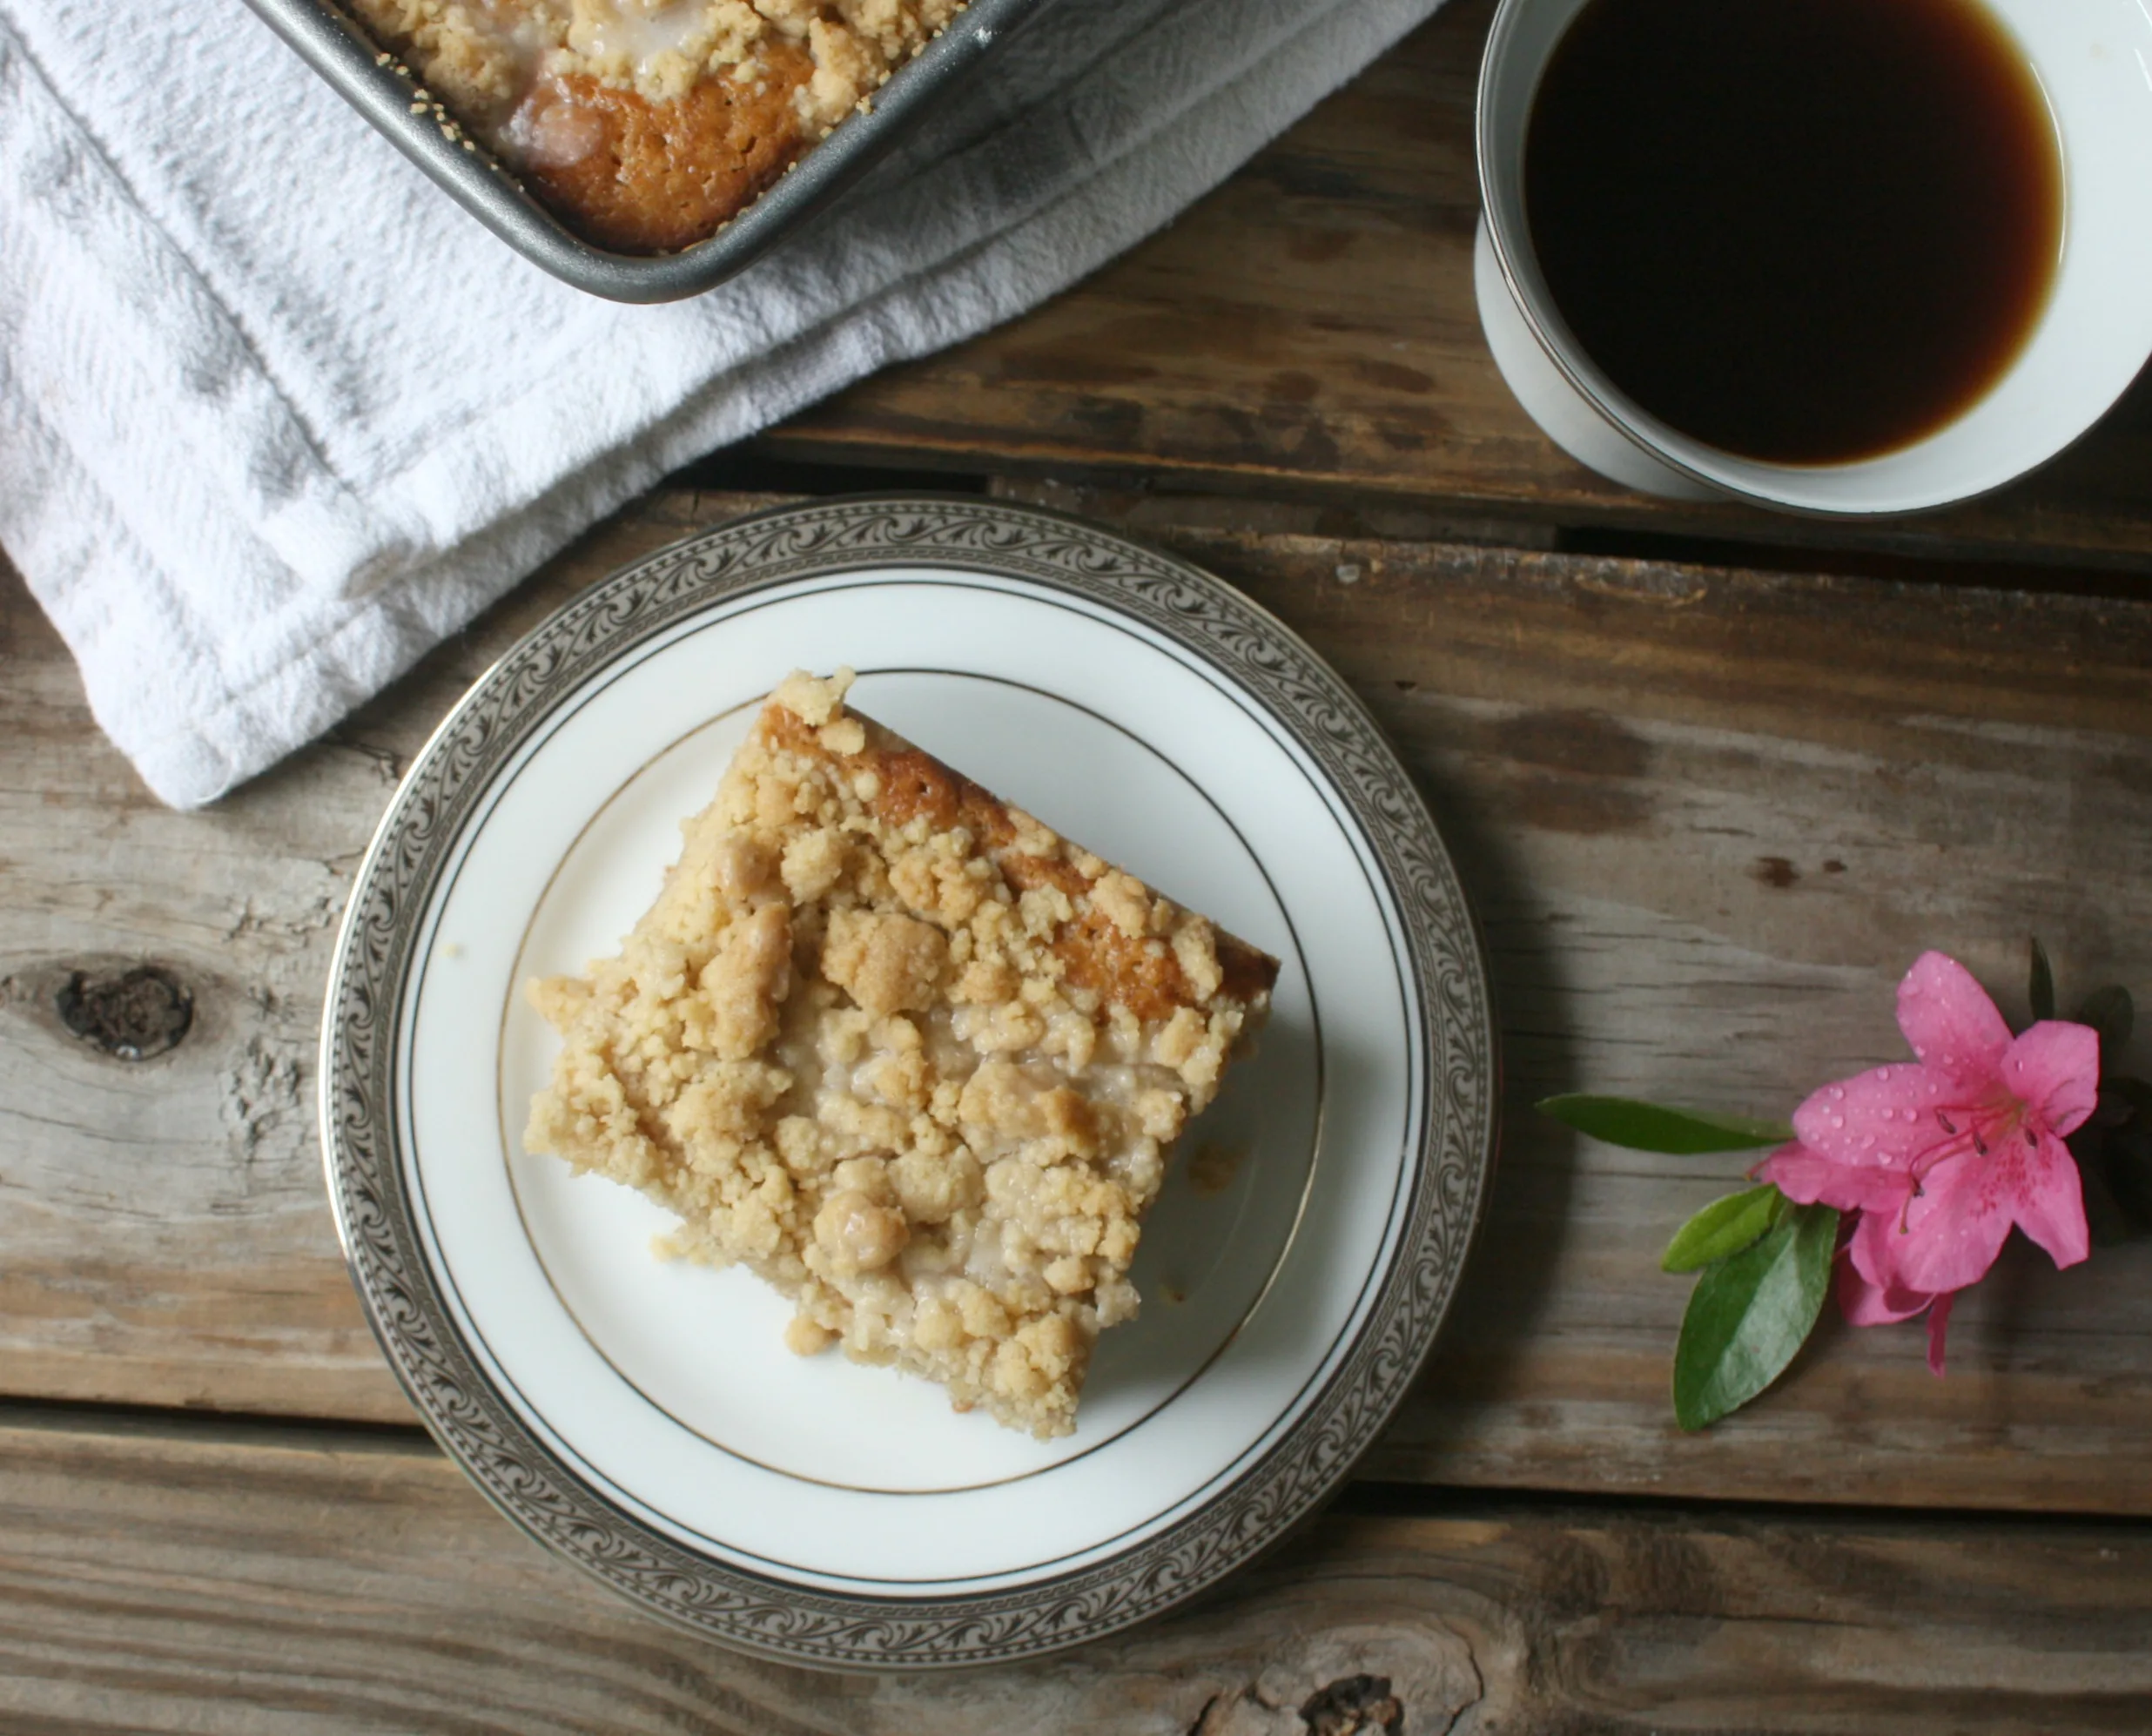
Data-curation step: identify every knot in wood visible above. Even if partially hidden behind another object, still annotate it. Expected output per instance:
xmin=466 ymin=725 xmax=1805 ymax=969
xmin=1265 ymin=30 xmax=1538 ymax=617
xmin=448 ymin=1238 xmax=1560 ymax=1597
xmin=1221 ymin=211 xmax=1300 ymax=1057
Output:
xmin=1299 ymin=1675 xmax=1403 ymax=1736
xmin=56 ymin=966 xmax=194 ymax=1061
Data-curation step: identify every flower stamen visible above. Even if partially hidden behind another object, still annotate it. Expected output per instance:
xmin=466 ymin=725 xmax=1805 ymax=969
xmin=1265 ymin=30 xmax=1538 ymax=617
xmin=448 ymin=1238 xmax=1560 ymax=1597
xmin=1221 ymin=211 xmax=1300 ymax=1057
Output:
xmin=1908 ymin=1127 xmax=1976 ymax=1186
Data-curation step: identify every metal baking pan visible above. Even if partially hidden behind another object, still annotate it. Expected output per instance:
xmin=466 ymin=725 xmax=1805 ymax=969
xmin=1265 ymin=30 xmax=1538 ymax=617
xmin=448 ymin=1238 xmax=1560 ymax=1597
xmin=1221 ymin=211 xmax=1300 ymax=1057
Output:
xmin=240 ymin=0 xmax=1050 ymax=302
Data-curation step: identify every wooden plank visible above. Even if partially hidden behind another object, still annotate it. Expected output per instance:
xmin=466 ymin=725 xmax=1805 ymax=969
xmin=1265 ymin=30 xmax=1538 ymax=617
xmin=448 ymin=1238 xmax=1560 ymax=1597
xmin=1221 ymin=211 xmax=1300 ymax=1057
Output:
xmin=0 ymin=493 xmax=772 ymax=1428
xmin=1073 ymin=496 xmax=2152 ymax=1513
xmin=3 ymin=488 xmax=2150 ymax=1512
xmin=761 ymin=0 xmax=2152 ymax=573
xmin=2 ymin=1410 xmax=2149 ymax=1733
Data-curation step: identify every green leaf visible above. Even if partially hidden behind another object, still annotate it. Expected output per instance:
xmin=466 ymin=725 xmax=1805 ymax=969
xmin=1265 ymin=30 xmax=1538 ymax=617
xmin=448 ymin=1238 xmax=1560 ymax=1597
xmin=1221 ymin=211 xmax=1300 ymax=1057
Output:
xmin=1672 ymin=1203 xmax=1839 ymax=1430
xmin=1538 ymin=1094 xmax=1793 ymax=1154
xmin=2077 ymin=1153 xmax=2141 ymax=1248
xmin=2103 ymin=1123 xmax=2152 ymax=1232
xmin=2028 ymin=938 xmax=2056 ymax=1023
xmin=1663 ymin=1184 xmax=1785 ymax=1273
xmin=2107 ymin=1075 xmax=2152 ymax=1120
xmin=2074 ymin=985 xmax=2135 ymax=1055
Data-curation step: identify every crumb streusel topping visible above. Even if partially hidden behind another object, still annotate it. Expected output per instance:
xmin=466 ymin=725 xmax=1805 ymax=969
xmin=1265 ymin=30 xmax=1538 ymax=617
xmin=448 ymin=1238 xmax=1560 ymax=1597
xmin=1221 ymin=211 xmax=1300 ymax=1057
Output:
xmin=350 ymin=0 xmax=964 ymax=249
xmin=525 ymin=671 xmax=1278 ymax=1438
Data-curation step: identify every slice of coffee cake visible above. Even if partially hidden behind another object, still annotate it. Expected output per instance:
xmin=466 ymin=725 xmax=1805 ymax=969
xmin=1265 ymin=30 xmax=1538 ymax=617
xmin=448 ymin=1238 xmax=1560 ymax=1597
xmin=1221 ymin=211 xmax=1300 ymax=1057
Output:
xmin=525 ymin=670 xmax=1278 ymax=1437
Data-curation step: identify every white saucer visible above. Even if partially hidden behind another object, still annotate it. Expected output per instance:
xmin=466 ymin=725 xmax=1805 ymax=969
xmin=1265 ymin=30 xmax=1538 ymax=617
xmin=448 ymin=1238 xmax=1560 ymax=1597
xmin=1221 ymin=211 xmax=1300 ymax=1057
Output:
xmin=319 ymin=497 xmax=1496 ymax=1666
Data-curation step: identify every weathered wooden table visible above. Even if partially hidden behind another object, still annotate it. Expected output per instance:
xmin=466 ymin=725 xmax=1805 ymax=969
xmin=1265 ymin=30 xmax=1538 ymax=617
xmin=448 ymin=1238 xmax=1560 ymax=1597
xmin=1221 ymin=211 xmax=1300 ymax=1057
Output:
xmin=6 ymin=3 xmax=2150 ymax=1727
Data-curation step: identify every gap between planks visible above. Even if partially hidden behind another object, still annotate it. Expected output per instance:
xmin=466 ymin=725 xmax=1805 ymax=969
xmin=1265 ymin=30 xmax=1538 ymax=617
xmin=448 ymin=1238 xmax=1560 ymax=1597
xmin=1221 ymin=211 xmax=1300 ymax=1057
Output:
xmin=2 ymin=1403 xmax=2150 ymax=1735
xmin=3 ymin=484 xmax=2150 ymax=1520
xmin=757 ymin=0 xmax=2152 ymax=575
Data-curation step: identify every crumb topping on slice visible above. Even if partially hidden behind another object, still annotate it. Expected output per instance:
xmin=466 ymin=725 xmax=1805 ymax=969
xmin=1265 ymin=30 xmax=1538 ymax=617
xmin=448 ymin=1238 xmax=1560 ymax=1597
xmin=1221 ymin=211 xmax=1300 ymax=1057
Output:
xmin=525 ymin=670 xmax=1278 ymax=1437
xmin=348 ymin=0 xmax=965 ymax=249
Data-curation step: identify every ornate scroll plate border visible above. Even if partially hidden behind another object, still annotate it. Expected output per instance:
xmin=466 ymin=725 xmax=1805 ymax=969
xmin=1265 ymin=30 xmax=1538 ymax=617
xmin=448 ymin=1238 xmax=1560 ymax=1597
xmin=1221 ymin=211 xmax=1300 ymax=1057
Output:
xmin=319 ymin=496 xmax=1498 ymax=1668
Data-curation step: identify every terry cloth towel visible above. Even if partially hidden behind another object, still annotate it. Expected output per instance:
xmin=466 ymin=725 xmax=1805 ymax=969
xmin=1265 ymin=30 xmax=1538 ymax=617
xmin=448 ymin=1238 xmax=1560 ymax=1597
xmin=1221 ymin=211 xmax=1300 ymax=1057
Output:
xmin=0 ymin=0 xmax=1443 ymax=807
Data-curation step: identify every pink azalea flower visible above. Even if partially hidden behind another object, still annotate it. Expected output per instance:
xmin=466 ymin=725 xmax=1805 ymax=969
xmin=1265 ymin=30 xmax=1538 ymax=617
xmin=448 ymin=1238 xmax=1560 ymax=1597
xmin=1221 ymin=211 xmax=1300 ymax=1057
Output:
xmin=1836 ymin=1255 xmax=1955 ymax=1376
xmin=1758 ymin=951 xmax=2099 ymax=1373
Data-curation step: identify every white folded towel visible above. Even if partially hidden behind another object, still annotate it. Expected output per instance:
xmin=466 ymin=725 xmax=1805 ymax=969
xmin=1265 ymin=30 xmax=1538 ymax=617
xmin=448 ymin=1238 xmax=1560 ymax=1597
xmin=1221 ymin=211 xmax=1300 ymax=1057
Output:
xmin=0 ymin=0 xmax=1442 ymax=807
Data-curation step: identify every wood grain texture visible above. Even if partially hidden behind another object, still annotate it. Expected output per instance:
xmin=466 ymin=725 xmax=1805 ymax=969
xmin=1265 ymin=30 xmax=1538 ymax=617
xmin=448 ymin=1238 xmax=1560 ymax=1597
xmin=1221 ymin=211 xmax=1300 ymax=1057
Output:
xmin=3 ymin=488 xmax=2149 ymax=1511
xmin=1002 ymin=483 xmax=2152 ymax=1513
xmin=2 ymin=1410 xmax=2149 ymax=1733
xmin=0 ymin=494 xmax=770 ymax=1427
xmin=763 ymin=0 xmax=2152 ymax=573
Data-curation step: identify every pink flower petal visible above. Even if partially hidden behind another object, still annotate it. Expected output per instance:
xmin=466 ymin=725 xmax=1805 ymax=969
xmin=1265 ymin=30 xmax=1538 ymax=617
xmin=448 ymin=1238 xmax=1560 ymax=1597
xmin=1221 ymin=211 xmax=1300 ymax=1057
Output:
xmin=1848 ymin=1205 xmax=1920 ymax=1295
xmin=2010 ymin=1131 xmax=2090 ymax=1271
xmin=1894 ymin=952 xmax=2011 ymax=1087
xmin=1760 ymin=1144 xmax=1911 ymax=1213
xmin=1886 ymin=1144 xmax=2017 ymax=1295
xmin=1792 ymin=1062 xmax=1954 ymax=1169
xmin=2001 ymin=1021 xmax=2102 ymax=1139
xmin=1838 ymin=1249 xmax=1934 ymax=1325
xmin=1926 ymin=1290 xmax=1956 ymax=1377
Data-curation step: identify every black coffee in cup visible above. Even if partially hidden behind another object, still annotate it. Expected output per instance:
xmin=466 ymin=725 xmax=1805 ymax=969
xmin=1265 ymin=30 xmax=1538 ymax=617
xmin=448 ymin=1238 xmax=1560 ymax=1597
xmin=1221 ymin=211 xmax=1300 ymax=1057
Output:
xmin=1524 ymin=0 xmax=2062 ymax=465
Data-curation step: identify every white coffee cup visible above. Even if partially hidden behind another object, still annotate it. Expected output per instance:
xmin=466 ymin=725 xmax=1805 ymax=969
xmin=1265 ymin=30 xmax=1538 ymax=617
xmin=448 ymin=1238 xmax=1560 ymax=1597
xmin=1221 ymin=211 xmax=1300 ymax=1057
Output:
xmin=1475 ymin=0 xmax=2152 ymax=515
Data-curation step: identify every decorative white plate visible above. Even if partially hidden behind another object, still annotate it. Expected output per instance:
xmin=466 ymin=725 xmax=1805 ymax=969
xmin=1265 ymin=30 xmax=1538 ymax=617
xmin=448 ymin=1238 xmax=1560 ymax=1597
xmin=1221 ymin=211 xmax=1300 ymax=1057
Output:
xmin=320 ymin=497 xmax=1496 ymax=1668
